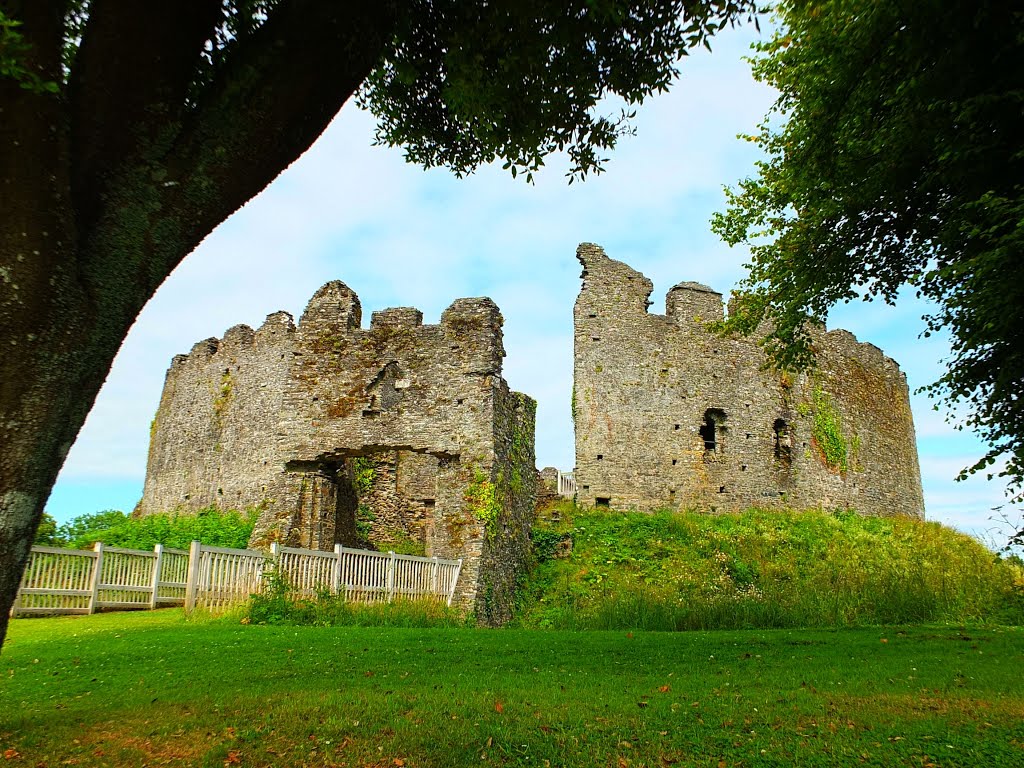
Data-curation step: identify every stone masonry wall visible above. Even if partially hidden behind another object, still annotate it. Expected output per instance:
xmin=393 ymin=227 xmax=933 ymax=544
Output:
xmin=139 ymin=280 xmax=537 ymax=621
xmin=573 ymin=243 xmax=925 ymax=518
xmin=137 ymin=311 xmax=296 ymax=518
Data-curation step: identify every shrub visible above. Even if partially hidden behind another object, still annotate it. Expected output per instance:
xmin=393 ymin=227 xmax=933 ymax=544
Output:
xmin=64 ymin=506 xmax=257 ymax=550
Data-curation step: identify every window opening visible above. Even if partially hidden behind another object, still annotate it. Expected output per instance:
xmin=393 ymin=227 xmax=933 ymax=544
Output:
xmin=699 ymin=408 xmax=727 ymax=454
xmin=595 ymin=497 xmax=611 ymax=508
xmin=773 ymin=418 xmax=793 ymax=464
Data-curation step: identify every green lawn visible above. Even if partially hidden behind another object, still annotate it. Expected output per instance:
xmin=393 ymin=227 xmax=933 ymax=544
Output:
xmin=2 ymin=610 xmax=1022 ymax=767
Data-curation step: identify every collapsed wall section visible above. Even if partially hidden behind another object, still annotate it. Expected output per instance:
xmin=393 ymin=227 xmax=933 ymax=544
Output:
xmin=573 ymin=243 xmax=925 ymax=518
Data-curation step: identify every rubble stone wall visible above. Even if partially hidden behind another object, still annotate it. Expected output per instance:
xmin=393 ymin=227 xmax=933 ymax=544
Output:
xmin=573 ymin=243 xmax=925 ymax=519
xmin=139 ymin=281 xmax=536 ymax=621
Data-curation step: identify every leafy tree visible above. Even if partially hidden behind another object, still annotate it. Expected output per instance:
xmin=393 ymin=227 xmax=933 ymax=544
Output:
xmin=31 ymin=512 xmax=62 ymax=547
xmin=0 ymin=0 xmax=757 ymax=646
xmin=712 ymin=1 xmax=1024 ymax=506
xmin=86 ymin=507 xmax=257 ymax=551
xmin=55 ymin=509 xmax=128 ymax=548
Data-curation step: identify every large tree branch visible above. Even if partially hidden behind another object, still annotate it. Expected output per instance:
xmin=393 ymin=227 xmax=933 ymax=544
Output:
xmin=166 ymin=0 xmax=399 ymax=255
xmin=68 ymin=0 xmax=222 ymax=238
xmin=75 ymin=0 xmax=399 ymax=313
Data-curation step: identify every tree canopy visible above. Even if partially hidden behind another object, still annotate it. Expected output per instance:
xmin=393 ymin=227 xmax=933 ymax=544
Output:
xmin=712 ymin=0 xmax=1024 ymax=503
xmin=0 ymin=0 xmax=757 ymax=648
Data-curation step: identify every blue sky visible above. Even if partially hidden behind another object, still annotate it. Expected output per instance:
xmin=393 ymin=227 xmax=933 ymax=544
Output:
xmin=46 ymin=24 xmax=1015 ymax=546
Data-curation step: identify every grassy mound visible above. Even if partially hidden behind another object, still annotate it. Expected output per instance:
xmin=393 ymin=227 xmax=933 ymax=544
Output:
xmin=516 ymin=504 xmax=1024 ymax=630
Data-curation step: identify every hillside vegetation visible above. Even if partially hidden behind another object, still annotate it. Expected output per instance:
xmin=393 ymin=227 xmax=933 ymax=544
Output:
xmin=517 ymin=504 xmax=1024 ymax=630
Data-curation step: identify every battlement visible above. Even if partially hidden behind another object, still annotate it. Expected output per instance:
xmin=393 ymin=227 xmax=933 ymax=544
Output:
xmin=139 ymin=280 xmax=537 ymax=624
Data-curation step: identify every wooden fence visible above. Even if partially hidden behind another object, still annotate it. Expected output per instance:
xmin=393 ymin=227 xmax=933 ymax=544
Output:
xmin=12 ymin=541 xmax=462 ymax=617
xmin=12 ymin=543 xmax=189 ymax=617
xmin=185 ymin=542 xmax=463 ymax=613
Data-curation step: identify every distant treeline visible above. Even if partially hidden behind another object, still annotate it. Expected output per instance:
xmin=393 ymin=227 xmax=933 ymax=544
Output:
xmin=34 ymin=507 xmax=257 ymax=551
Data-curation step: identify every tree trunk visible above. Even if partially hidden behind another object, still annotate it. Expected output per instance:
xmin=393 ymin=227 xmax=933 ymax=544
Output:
xmin=0 ymin=0 xmax=398 ymax=650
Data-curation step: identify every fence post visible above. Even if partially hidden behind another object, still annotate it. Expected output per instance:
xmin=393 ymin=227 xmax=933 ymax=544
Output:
xmin=148 ymin=543 xmax=164 ymax=610
xmin=184 ymin=540 xmax=202 ymax=612
xmin=332 ymin=543 xmax=342 ymax=595
xmin=447 ymin=559 xmax=463 ymax=607
xmin=386 ymin=551 xmax=395 ymax=603
xmin=87 ymin=542 xmax=104 ymax=615
xmin=430 ymin=556 xmax=439 ymax=597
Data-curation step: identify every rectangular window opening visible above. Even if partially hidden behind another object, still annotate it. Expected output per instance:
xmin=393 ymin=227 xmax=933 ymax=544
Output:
xmin=595 ymin=497 xmax=611 ymax=508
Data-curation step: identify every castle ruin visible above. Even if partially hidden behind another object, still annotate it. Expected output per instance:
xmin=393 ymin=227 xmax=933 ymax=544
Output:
xmin=573 ymin=243 xmax=925 ymax=518
xmin=139 ymin=281 xmax=537 ymax=622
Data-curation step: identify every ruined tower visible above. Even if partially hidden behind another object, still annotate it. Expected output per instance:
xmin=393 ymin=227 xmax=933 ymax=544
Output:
xmin=573 ymin=243 xmax=925 ymax=518
xmin=139 ymin=281 xmax=537 ymax=622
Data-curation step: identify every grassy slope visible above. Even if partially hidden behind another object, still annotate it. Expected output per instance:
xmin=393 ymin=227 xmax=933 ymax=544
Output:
xmin=2 ymin=610 xmax=1024 ymax=767
xmin=517 ymin=506 xmax=1024 ymax=630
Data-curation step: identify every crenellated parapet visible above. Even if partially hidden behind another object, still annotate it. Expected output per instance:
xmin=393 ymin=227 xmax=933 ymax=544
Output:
xmin=139 ymin=280 xmax=536 ymax=623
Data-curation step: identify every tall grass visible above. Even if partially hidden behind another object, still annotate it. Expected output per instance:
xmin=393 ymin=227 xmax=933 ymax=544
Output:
xmin=238 ymin=570 xmax=468 ymax=628
xmin=516 ymin=504 xmax=1024 ymax=630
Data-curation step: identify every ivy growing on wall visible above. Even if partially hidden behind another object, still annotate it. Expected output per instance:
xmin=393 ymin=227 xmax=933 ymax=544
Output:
xmin=812 ymin=388 xmax=848 ymax=472
xmin=352 ymin=457 xmax=376 ymax=496
xmin=352 ymin=457 xmax=377 ymax=543
xmin=465 ymin=467 xmax=501 ymax=540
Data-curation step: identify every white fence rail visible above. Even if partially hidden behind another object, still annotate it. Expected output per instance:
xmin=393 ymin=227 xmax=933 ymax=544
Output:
xmin=12 ymin=543 xmax=189 ymax=617
xmin=557 ymin=470 xmax=577 ymax=498
xmin=185 ymin=542 xmax=463 ymax=613
xmin=14 ymin=541 xmax=463 ymax=618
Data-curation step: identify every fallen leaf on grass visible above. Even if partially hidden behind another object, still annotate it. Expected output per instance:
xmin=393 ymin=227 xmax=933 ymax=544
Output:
xmin=393 ymin=759 xmax=406 ymax=766
xmin=3 ymin=749 xmax=19 ymax=760
xmin=659 ymin=685 xmax=671 ymax=693
xmin=224 ymin=750 xmax=241 ymax=765
xmin=494 ymin=701 xmax=504 ymax=714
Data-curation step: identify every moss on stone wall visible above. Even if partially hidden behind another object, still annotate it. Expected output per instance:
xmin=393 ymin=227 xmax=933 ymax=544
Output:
xmin=212 ymin=370 xmax=234 ymax=428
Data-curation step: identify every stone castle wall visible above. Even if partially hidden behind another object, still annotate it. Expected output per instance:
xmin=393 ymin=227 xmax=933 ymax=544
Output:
xmin=573 ymin=243 xmax=925 ymax=518
xmin=139 ymin=281 xmax=537 ymax=621
xmin=138 ymin=312 xmax=296 ymax=518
